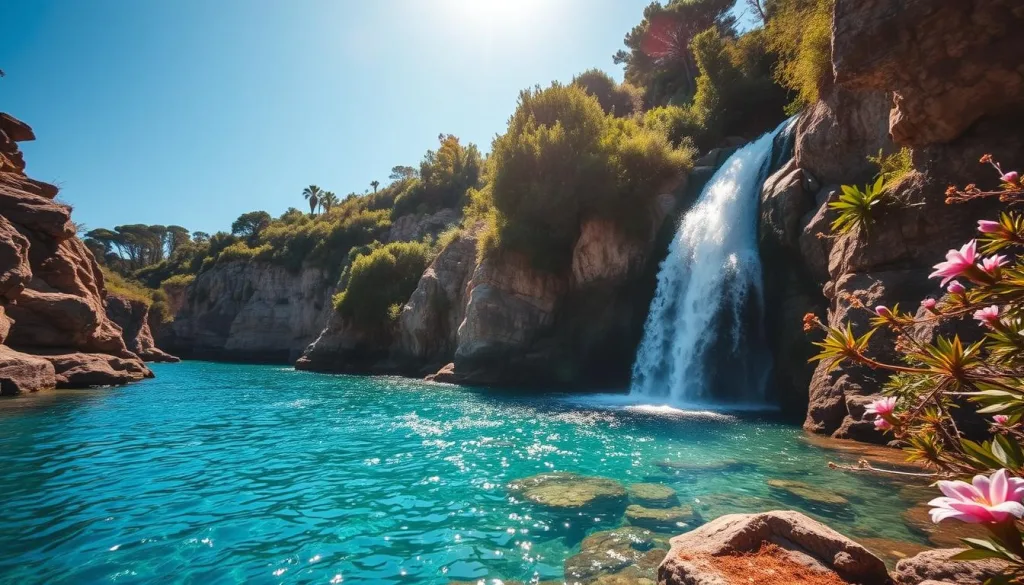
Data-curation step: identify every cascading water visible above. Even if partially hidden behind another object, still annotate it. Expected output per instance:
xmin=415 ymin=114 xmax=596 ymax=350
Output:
xmin=631 ymin=117 xmax=797 ymax=405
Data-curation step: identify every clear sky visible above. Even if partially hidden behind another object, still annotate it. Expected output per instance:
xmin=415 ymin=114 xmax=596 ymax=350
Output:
xmin=1 ymin=0 xmax=671 ymax=236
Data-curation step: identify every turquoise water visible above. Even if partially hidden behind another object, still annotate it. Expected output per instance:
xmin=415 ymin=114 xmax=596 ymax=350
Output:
xmin=0 ymin=362 xmax=927 ymax=584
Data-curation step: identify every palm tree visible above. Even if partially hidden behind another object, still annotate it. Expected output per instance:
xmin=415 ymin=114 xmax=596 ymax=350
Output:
xmin=370 ymin=180 xmax=380 ymax=193
xmin=302 ymin=184 xmax=322 ymax=216
xmin=321 ymin=191 xmax=339 ymax=213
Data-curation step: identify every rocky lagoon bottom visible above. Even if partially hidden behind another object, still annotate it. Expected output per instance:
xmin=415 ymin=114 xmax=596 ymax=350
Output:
xmin=0 ymin=362 xmax=934 ymax=584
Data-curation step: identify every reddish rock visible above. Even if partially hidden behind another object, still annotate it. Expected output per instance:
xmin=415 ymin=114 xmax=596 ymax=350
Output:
xmin=657 ymin=511 xmax=889 ymax=585
xmin=892 ymin=548 xmax=1010 ymax=585
xmin=44 ymin=352 xmax=152 ymax=388
xmin=104 ymin=295 xmax=180 ymax=363
xmin=0 ymin=345 xmax=55 ymax=395
xmin=0 ymin=214 xmax=31 ymax=300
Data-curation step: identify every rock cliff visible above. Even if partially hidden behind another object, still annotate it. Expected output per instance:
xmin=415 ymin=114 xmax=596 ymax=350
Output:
xmin=297 ymin=179 xmax=688 ymax=388
xmin=104 ymin=295 xmax=179 ymax=363
xmin=0 ymin=113 xmax=154 ymax=394
xmin=159 ymin=262 xmax=334 ymax=363
xmin=759 ymin=0 xmax=1024 ymax=438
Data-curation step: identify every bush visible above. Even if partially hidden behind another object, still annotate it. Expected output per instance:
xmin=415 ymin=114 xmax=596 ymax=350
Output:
xmin=160 ymin=273 xmax=195 ymax=289
xmin=101 ymin=267 xmax=154 ymax=306
xmin=766 ymin=0 xmax=835 ymax=112
xmin=333 ymin=241 xmax=433 ymax=329
xmin=391 ymin=134 xmax=482 ymax=218
xmin=484 ymin=83 xmax=691 ymax=270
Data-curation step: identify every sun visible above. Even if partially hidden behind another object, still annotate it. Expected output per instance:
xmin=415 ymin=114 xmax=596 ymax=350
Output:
xmin=441 ymin=0 xmax=546 ymax=34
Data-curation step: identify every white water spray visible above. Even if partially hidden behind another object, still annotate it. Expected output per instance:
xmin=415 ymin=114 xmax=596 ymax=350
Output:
xmin=630 ymin=119 xmax=796 ymax=405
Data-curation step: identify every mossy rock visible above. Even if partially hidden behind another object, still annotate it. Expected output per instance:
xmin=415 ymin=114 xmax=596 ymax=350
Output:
xmin=628 ymin=483 xmax=679 ymax=507
xmin=565 ymin=526 xmax=670 ymax=584
xmin=625 ymin=504 xmax=702 ymax=531
xmin=508 ymin=472 xmax=627 ymax=511
xmin=766 ymin=479 xmax=850 ymax=506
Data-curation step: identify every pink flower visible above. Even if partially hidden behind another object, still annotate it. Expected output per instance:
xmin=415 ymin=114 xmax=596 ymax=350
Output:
xmin=947 ymin=280 xmax=966 ymax=295
xmin=874 ymin=418 xmax=892 ymax=431
xmin=875 ymin=306 xmax=893 ymax=319
xmin=978 ymin=220 xmax=1003 ymax=234
xmin=974 ymin=305 xmax=1000 ymax=327
xmin=929 ymin=241 xmax=978 ymax=286
xmin=994 ymin=415 xmax=1010 ymax=425
xmin=921 ymin=298 xmax=937 ymax=311
xmin=1002 ymin=171 xmax=1020 ymax=184
xmin=865 ymin=397 xmax=897 ymax=417
xmin=980 ymin=255 xmax=1009 ymax=275
xmin=929 ymin=469 xmax=1024 ymax=524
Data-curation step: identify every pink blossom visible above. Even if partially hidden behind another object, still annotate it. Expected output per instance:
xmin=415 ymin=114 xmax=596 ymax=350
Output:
xmin=980 ymin=255 xmax=1009 ymax=275
xmin=865 ymin=397 xmax=897 ymax=417
xmin=978 ymin=220 xmax=1003 ymax=234
xmin=929 ymin=241 xmax=978 ymax=286
xmin=947 ymin=281 xmax=966 ymax=295
xmin=875 ymin=306 xmax=893 ymax=319
xmin=874 ymin=418 xmax=892 ymax=431
xmin=974 ymin=305 xmax=1000 ymax=327
xmin=1002 ymin=171 xmax=1020 ymax=184
xmin=929 ymin=469 xmax=1024 ymax=524
xmin=994 ymin=415 xmax=1010 ymax=425
xmin=921 ymin=298 xmax=937 ymax=311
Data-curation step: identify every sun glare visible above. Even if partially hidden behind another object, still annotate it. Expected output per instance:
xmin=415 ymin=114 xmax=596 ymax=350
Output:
xmin=442 ymin=0 xmax=547 ymax=36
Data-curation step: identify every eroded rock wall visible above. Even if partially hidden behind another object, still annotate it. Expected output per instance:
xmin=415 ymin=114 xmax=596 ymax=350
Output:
xmin=159 ymin=262 xmax=334 ymax=363
xmin=0 ymin=113 xmax=153 ymax=393
xmin=759 ymin=0 xmax=1024 ymax=438
xmin=105 ymin=295 xmax=180 ymax=363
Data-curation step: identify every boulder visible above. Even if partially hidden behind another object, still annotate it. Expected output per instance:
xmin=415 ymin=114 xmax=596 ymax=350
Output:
xmin=892 ymin=548 xmax=1011 ymax=585
xmin=625 ymin=505 xmax=701 ymax=532
xmin=629 ymin=483 xmax=680 ymax=508
xmin=565 ymin=526 xmax=670 ymax=585
xmin=766 ymin=479 xmax=850 ymax=506
xmin=657 ymin=511 xmax=889 ymax=585
xmin=507 ymin=472 xmax=627 ymax=512
xmin=0 ymin=345 xmax=55 ymax=395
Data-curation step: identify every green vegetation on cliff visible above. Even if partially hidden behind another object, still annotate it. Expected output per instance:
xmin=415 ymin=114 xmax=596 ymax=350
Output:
xmin=332 ymin=241 xmax=433 ymax=329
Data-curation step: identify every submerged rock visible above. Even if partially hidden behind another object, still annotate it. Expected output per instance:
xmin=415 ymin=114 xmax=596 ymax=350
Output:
xmin=628 ymin=483 xmax=679 ymax=507
xmin=657 ymin=511 xmax=889 ymax=585
xmin=507 ymin=472 xmax=626 ymax=512
xmin=564 ymin=526 xmax=670 ymax=585
xmin=766 ymin=479 xmax=850 ymax=506
xmin=654 ymin=459 xmax=746 ymax=473
xmin=625 ymin=505 xmax=701 ymax=532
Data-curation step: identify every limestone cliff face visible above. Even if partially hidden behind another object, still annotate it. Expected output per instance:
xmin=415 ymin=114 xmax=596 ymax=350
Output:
xmin=297 ymin=181 xmax=687 ymax=388
xmin=159 ymin=262 xmax=333 ymax=363
xmin=0 ymin=113 xmax=153 ymax=394
xmin=759 ymin=0 xmax=1024 ymax=439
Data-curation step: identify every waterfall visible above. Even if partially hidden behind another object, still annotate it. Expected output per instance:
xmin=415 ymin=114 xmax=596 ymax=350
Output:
xmin=630 ymin=118 xmax=797 ymax=405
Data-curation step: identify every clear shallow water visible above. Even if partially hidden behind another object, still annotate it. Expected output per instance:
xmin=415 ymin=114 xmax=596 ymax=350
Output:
xmin=0 ymin=362 xmax=927 ymax=584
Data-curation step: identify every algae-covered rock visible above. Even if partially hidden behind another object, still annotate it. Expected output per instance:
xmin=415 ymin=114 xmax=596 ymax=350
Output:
xmin=654 ymin=459 xmax=746 ymax=473
xmin=766 ymin=479 xmax=850 ymax=506
xmin=508 ymin=472 xmax=627 ymax=511
xmin=625 ymin=504 xmax=701 ymax=531
xmin=628 ymin=483 xmax=679 ymax=507
xmin=565 ymin=526 xmax=670 ymax=585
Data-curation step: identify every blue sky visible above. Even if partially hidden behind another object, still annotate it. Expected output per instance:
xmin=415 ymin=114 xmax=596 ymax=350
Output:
xmin=2 ymin=0 xmax=679 ymax=235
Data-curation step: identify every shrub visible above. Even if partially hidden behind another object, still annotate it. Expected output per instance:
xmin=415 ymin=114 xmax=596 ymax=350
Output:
xmin=101 ymin=267 xmax=154 ymax=305
xmin=807 ymin=156 xmax=1024 ymax=578
xmin=766 ymin=0 xmax=835 ymax=113
xmin=642 ymin=105 xmax=704 ymax=150
xmin=333 ymin=241 xmax=433 ymax=329
xmin=391 ymin=134 xmax=482 ymax=218
xmin=160 ymin=273 xmax=195 ymax=289
xmin=215 ymin=242 xmax=265 ymax=264
xmin=485 ymin=83 xmax=691 ymax=270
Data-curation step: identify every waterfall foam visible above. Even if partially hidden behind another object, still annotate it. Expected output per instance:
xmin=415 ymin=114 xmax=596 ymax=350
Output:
xmin=630 ymin=118 xmax=797 ymax=405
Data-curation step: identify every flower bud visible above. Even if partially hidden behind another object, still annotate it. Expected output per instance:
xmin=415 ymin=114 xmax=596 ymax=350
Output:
xmin=977 ymin=220 xmax=1002 ymax=234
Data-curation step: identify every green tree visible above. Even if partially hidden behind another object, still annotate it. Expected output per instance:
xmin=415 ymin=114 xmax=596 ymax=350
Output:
xmin=320 ymin=191 xmax=339 ymax=213
xmin=333 ymin=241 xmax=432 ymax=330
xmin=192 ymin=231 xmax=211 ymax=244
xmin=389 ymin=166 xmax=418 ymax=181
xmin=571 ymin=69 xmax=643 ymax=118
xmin=302 ymin=184 xmax=322 ymax=216
xmin=614 ymin=0 xmax=738 ymax=106
xmin=370 ymin=180 xmax=380 ymax=193
xmin=166 ymin=225 xmax=191 ymax=256
xmin=231 ymin=211 xmax=272 ymax=238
